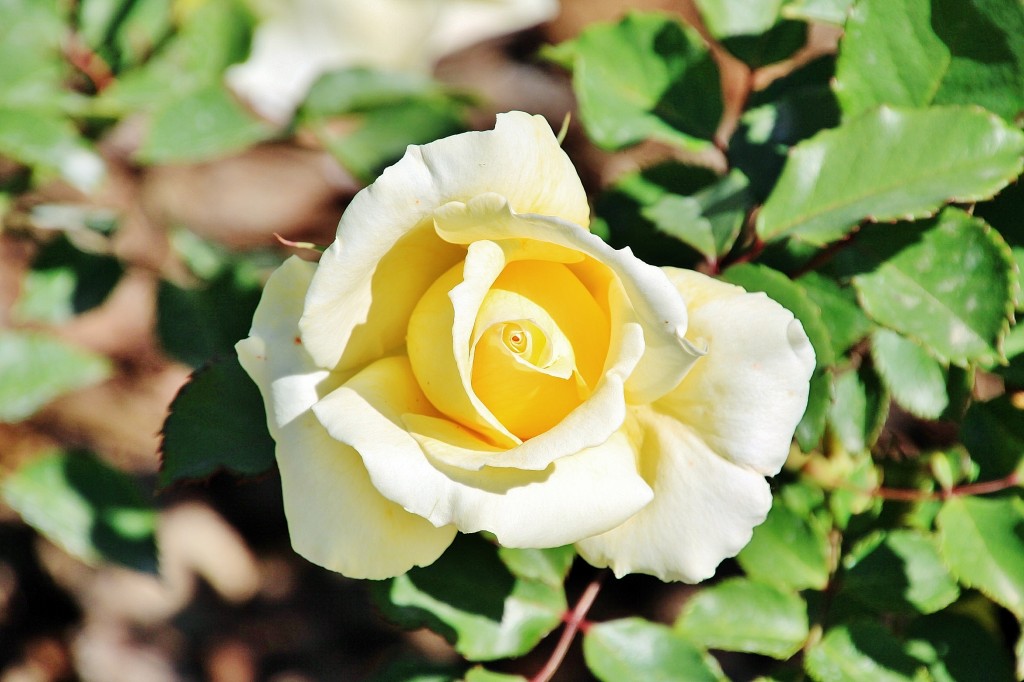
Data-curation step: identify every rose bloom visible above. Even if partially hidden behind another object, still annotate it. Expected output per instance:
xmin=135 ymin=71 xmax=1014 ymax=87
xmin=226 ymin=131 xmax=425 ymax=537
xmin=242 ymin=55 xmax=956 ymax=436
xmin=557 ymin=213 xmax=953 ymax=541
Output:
xmin=236 ymin=112 xmax=815 ymax=582
xmin=226 ymin=0 xmax=558 ymax=124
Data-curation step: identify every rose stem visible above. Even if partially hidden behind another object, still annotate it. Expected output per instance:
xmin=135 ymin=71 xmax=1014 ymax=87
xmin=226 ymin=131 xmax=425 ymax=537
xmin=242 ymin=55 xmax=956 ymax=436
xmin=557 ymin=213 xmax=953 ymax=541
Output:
xmin=528 ymin=570 xmax=606 ymax=682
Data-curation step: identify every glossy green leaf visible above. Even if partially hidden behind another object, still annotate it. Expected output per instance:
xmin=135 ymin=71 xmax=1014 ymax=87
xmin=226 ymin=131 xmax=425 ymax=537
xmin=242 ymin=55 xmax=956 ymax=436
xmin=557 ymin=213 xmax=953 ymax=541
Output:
xmin=852 ymin=209 xmax=1016 ymax=368
xmin=2 ymin=450 xmax=157 ymax=572
xmin=0 ymin=0 xmax=66 ymax=105
xmin=936 ymin=495 xmax=1024 ymax=618
xmin=374 ymin=535 xmax=567 ymax=661
xmin=828 ymin=364 xmax=888 ymax=454
xmin=544 ymin=12 xmax=721 ymax=152
xmin=782 ymin=0 xmax=854 ymax=25
xmin=300 ymin=67 xmax=451 ymax=118
xmin=0 ymin=331 xmax=112 ymax=423
xmin=675 ymin=578 xmax=808 ymax=659
xmin=159 ymin=355 xmax=275 ymax=485
xmin=737 ymin=502 xmax=831 ymax=591
xmin=721 ymin=263 xmax=835 ymax=367
xmin=834 ymin=0 xmax=1024 ymax=122
xmin=138 ymin=84 xmax=274 ymax=164
xmin=841 ymin=530 xmax=959 ymax=615
xmin=756 ymin=106 xmax=1024 ymax=244
xmin=799 ymin=272 xmax=873 ymax=357
xmin=805 ymin=622 xmax=932 ymax=682
xmin=641 ymin=169 xmax=751 ymax=261
xmin=584 ymin=618 xmax=723 ymax=682
xmin=496 ymin=545 xmax=575 ymax=587
xmin=870 ymin=329 xmax=948 ymax=420
xmin=961 ymin=396 xmax=1024 ymax=480
xmin=695 ymin=0 xmax=785 ymax=37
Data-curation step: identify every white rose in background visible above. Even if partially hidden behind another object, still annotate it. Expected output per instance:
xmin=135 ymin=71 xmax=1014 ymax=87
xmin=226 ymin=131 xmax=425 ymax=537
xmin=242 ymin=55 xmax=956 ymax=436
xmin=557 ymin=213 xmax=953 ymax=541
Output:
xmin=236 ymin=112 xmax=815 ymax=582
xmin=226 ymin=0 xmax=559 ymax=124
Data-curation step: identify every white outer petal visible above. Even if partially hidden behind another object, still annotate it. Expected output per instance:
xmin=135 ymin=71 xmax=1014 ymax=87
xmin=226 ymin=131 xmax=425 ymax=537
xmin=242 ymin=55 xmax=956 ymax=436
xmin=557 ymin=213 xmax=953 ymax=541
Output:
xmin=658 ymin=268 xmax=815 ymax=475
xmin=236 ymin=257 xmax=455 ymax=578
xmin=300 ymin=111 xmax=588 ymax=372
xmin=575 ymin=408 xmax=773 ymax=583
xmin=312 ymin=356 xmax=654 ymax=547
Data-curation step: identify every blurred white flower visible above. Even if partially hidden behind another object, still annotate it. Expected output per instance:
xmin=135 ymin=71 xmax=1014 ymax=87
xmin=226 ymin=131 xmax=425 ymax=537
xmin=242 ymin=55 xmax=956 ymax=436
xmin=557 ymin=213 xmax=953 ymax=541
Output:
xmin=226 ymin=0 xmax=559 ymax=124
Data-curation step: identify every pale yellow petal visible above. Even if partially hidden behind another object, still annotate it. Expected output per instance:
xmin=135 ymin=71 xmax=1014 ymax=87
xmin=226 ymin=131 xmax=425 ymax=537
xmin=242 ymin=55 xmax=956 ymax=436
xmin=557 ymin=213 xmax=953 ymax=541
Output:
xmin=237 ymin=257 xmax=456 ymax=578
xmin=575 ymin=407 xmax=773 ymax=583
xmin=658 ymin=268 xmax=815 ymax=475
xmin=313 ymin=356 xmax=654 ymax=547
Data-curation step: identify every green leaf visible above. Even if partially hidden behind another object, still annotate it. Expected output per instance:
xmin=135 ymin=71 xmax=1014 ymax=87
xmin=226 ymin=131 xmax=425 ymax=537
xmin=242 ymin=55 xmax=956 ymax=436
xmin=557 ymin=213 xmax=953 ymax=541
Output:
xmin=0 ymin=107 xmax=104 ymax=191
xmin=156 ymin=262 xmax=263 ymax=368
xmin=583 ymin=618 xmax=724 ymax=682
xmin=722 ymin=21 xmax=808 ymax=69
xmin=737 ymin=501 xmax=831 ymax=591
xmin=462 ymin=668 xmax=526 ymax=682
xmin=961 ymin=396 xmax=1024 ymax=480
xmin=834 ymin=0 xmax=1024 ymax=122
xmin=840 ymin=530 xmax=960 ymax=615
xmin=374 ymin=535 xmax=567 ymax=661
xmin=796 ymin=369 xmax=833 ymax=452
xmin=693 ymin=0 xmax=807 ymax=67
xmin=936 ymin=495 xmax=1024 ymax=618
xmin=722 ymin=263 xmax=835 ymax=367
xmin=642 ymin=169 xmax=751 ymax=261
xmin=798 ymin=272 xmax=873 ymax=357
xmin=828 ymin=364 xmax=889 ymax=454
xmin=365 ymin=657 xmax=458 ymax=682
xmin=300 ymin=67 xmax=453 ymax=118
xmin=544 ymin=12 xmax=721 ymax=152
xmin=870 ymin=329 xmax=948 ymax=420
xmin=137 ymin=84 xmax=274 ymax=164
xmin=907 ymin=612 xmax=1016 ymax=682
xmin=496 ymin=545 xmax=575 ymax=587
xmin=782 ymin=0 xmax=854 ymax=25
xmin=851 ymin=209 xmax=1016 ymax=368
xmin=0 ymin=0 xmax=67 ymax=105
xmin=0 ymin=331 xmax=112 ymax=423
xmin=159 ymin=355 xmax=275 ymax=485
xmin=320 ymin=99 xmax=465 ymax=182
xmin=675 ymin=578 xmax=809 ymax=659
xmin=805 ymin=622 xmax=932 ymax=682
xmin=756 ymin=106 xmax=1024 ymax=245
xmin=2 ymin=450 xmax=157 ymax=572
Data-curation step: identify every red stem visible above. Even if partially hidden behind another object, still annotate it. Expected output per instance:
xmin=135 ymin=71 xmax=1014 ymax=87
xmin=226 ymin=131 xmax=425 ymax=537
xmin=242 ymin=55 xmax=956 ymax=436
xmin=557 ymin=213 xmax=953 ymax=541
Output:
xmin=529 ymin=571 xmax=606 ymax=682
xmin=869 ymin=471 xmax=1020 ymax=502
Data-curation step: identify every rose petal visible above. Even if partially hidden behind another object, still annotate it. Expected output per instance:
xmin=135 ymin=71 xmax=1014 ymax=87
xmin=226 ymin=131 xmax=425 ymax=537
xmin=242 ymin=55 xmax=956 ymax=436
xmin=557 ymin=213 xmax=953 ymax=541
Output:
xmin=236 ymin=257 xmax=456 ymax=578
xmin=657 ymin=268 xmax=815 ymax=475
xmin=434 ymin=193 xmax=704 ymax=403
xmin=575 ymin=408 xmax=773 ymax=583
xmin=313 ymin=355 xmax=654 ymax=547
xmin=300 ymin=112 xmax=588 ymax=371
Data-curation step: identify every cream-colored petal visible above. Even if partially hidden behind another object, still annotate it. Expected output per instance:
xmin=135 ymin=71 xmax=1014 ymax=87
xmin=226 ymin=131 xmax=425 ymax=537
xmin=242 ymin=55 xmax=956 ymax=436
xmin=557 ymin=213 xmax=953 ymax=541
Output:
xmin=236 ymin=257 xmax=456 ymax=578
xmin=300 ymin=111 xmax=588 ymax=371
xmin=434 ymin=193 xmax=703 ymax=403
xmin=426 ymin=0 xmax=559 ymax=62
xmin=575 ymin=408 xmax=773 ymax=583
xmin=657 ymin=268 xmax=815 ymax=475
xmin=313 ymin=356 xmax=654 ymax=547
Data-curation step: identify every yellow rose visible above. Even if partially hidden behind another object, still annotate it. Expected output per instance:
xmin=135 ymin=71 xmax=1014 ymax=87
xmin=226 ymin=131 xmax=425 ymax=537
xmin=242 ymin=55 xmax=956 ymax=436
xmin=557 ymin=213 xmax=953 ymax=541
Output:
xmin=236 ymin=112 xmax=815 ymax=582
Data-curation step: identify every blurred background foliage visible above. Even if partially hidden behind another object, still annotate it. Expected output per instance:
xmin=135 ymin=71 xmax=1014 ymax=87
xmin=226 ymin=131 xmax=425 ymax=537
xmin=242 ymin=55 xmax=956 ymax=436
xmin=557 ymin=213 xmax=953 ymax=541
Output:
xmin=1 ymin=0 xmax=1024 ymax=680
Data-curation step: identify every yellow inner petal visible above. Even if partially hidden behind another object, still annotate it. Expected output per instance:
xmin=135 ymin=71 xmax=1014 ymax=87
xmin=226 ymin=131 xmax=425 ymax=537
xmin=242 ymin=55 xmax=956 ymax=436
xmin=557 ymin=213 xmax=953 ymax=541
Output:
xmin=471 ymin=260 xmax=610 ymax=440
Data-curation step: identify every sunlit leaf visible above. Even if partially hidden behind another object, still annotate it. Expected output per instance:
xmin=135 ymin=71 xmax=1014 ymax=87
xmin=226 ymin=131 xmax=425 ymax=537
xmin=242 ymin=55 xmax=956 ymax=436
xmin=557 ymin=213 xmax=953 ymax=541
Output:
xmin=2 ymin=450 xmax=157 ymax=572
xmin=805 ymin=622 xmax=932 ymax=682
xmin=676 ymin=578 xmax=809 ymax=659
xmin=936 ymin=495 xmax=1024 ymax=618
xmin=834 ymin=0 xmax=1024 ymax=122
xmin=827 ymin=364 xmax=888 ymax=454
xmin=544 ymin=12 xmax=721 ymax=152
xmin=870 ymin=329 xmax=948 ymax=420
xmin=0 ymin=331 xmax=111 ymax=423
xmin=737 ymin=501 xmax=831 ymax=591
xmin=584 ymin=618 xmax=724 ymax=682
xmin=756 ymin=106 xmax=1024 ymax=244
xmin=374 ymin=535 xmax=568 ymax=661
